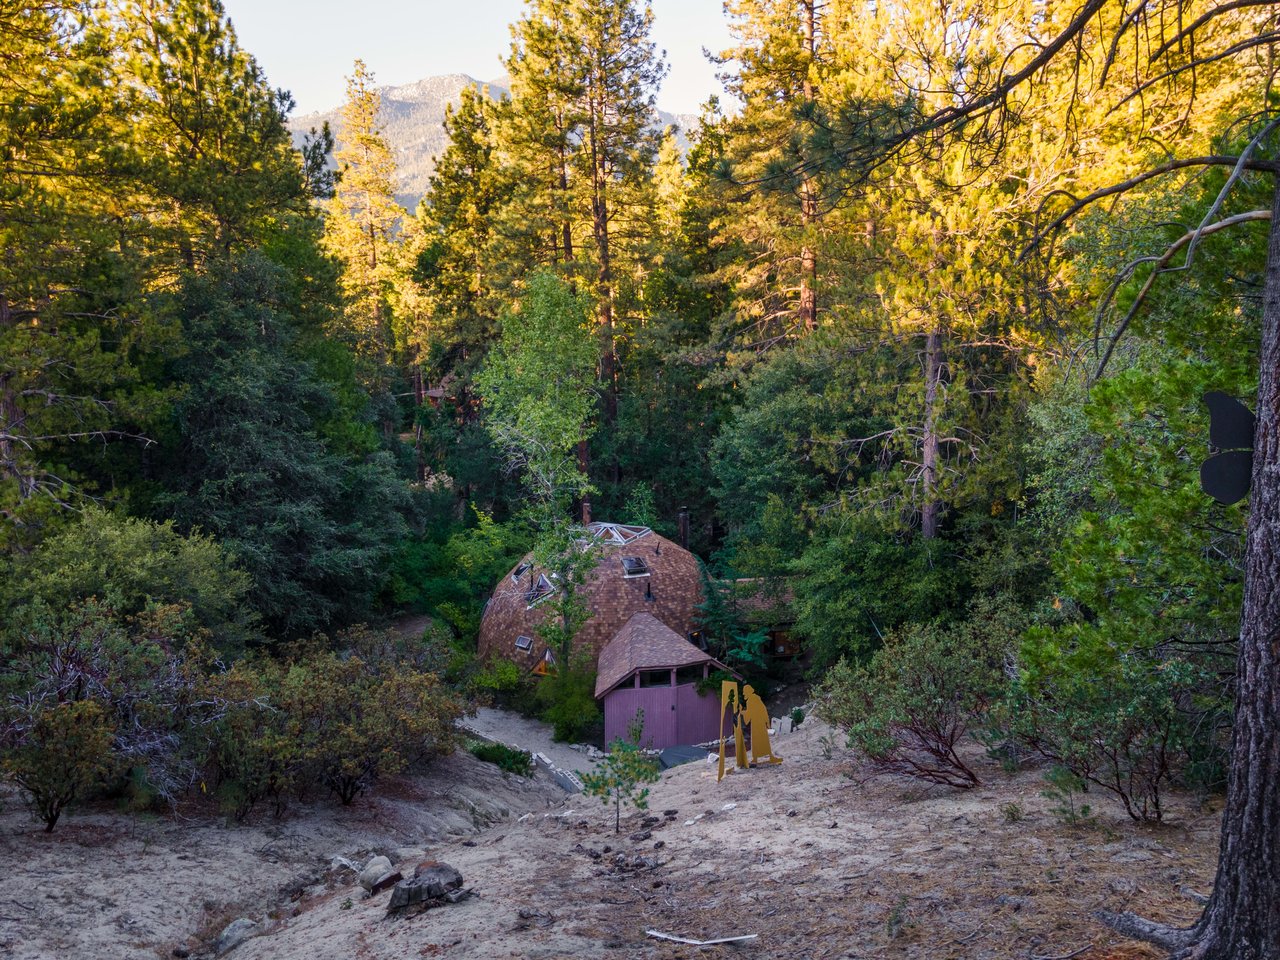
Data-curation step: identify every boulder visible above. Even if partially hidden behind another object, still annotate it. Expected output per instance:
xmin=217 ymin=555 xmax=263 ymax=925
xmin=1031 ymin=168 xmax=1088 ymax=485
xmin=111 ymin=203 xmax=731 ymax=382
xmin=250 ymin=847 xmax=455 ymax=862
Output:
xmin=214 ymin=918 xmax=257 ymax=955
xmin=359 ymin=855 xmax=394 ymax=891
xmin=386 ymin=862 xmax=465 ymax=914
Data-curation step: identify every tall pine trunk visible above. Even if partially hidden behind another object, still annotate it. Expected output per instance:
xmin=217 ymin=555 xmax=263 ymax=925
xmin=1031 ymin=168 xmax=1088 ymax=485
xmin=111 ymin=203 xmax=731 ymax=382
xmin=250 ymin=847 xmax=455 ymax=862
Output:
xmin=589 ymin=93 xmax=618 ymax=429
xmin=798 ymin=0 xmax=818 ymax=333
xmin=1175 ymin=164 xmax=1280 ymax=960
xmin=0 ymin=292 xmax=30 ymax=506
xmin=1103 ymin=172 xmax=1280 ymax=960
xmin=920 ymin=328 xmax=943 ymax=539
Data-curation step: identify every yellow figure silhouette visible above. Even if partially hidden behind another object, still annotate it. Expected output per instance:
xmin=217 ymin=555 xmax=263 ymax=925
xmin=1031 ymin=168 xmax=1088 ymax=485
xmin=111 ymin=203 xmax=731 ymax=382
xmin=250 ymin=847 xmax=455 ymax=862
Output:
xmin=718 ymin=681 xmax=782 ymax=781
xmin=741 ymin=684 xmax=782 ymax=766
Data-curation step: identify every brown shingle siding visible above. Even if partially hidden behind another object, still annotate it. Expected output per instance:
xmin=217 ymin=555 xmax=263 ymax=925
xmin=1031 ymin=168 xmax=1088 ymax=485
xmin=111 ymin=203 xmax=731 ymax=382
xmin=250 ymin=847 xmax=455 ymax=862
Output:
xmin=476 ymin=523 xmax=705 ymax=672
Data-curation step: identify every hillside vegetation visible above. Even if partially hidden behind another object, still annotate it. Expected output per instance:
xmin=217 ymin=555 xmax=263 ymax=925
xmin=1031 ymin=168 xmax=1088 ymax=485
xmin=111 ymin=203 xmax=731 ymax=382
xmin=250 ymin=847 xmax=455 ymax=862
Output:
xmin=2 ymin=0 xmax=1278 ymax=957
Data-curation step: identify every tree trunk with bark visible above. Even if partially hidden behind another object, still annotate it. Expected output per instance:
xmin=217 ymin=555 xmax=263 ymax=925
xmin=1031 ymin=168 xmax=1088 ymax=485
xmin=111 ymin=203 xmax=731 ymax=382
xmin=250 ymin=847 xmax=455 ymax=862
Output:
xmin=1100 ymin=167 xmax=1280 ymax=960
xmin=920 ymin=327 xmax=943 ymax=539
xmin=798 ymin=0 xmax=819 ymax=333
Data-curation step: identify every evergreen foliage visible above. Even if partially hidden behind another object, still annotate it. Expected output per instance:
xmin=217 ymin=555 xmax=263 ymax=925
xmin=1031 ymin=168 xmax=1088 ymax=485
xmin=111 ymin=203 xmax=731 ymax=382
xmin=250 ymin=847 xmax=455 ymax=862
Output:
xmin=2 ymin=12 xmax=1278 ymax=941
xmin=580 ymin=736 xmax=660 ymax=833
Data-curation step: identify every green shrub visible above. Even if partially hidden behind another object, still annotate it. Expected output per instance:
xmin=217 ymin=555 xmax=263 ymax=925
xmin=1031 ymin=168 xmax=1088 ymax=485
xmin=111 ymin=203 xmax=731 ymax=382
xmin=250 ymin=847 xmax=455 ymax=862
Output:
xmin=473 ymin=656 xmax=539 ymax=714
xmin=1004 ymin=648 xmax=1212 ymax=822
xmin=580 ymin=738 xmax=660 ymax=833
xmin=815 ymin=597 xmax=1022 ymax=788
xmin=4 ymin=700 xmax=115 ymax=832
xmin=5 ymin=507 xmax=258 ymax=655
xmin=0 ymin=600 xmax=204 ymax=810
xmin=1040 ymin=765 xmax=1094 ymax=826
xmin=388 ymin=507 xmax=529 ymax=639
xmin=469 ymin=741 xmax=534 ymax=776
xmin=793 ymin=517 xmax=964 ymax=670
xmin=200 ymin=657 xmax=298 ymax=819
xmin=294 ymin=659 xmax=459 ymax=804
xmin=536 ymin=665 xmax=601 ymax=743
xmin=201 ymin=645 xmax=464 ymax=815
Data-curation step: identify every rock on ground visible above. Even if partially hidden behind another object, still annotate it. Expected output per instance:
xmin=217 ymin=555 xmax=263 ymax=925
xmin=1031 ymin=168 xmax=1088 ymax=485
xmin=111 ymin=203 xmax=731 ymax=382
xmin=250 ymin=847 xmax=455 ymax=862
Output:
xmin=358 ymin=856 xmax=393 ymax=891
xmin=214 ymin=918 xmax=257 ymax=955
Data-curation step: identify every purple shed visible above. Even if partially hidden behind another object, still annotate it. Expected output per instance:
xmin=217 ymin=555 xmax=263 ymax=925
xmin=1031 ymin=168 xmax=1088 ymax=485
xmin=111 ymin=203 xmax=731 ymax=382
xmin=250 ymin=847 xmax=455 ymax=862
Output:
xmin=594 ymin=612 xmax=737 ymax=750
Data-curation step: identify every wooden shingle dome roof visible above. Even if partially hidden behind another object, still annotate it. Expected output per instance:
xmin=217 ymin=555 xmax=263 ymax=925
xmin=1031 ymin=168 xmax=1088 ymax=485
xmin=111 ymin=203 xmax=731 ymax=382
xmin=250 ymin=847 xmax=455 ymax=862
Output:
xmin=476 ymin=522 xmax=705 ymax=672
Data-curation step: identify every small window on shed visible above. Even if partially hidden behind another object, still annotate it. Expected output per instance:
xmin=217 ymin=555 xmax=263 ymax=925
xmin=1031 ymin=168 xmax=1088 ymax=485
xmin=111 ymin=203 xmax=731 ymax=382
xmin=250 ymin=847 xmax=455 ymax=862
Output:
xmin=511 ymin=561 xmax=531 ymax=582
xmin=514 ymin=635 xmax=533 ymax=652
xmin=526 ymin=574 xmax=554 ymax=606
xmin=639 ymin=669 xmax=672 ymax=688
xmin=675 ymin=664 xmax=705 ymax=686
xmin=621 ymin=556 xmax=650 ymax=578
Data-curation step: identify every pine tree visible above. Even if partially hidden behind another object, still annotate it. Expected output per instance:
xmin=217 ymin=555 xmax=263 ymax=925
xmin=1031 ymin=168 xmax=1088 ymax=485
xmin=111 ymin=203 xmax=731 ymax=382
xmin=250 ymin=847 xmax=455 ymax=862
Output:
xmin=323 ymin=60 xmax=403 ymax=377
xmin=114 ymin=0 xmax=305 ymax=266
xmin=498 ymin=0 xmax=665 ymax=448
xmin=716 ymin=0 xmax=828 ymax=343
xmin=495 ymin=1 xmax=585 ymax=273
xmin=568 ymin=0 xmax=666 ymax=425
xmin=1 ymin=0 xmax=309 ymax=544
xmin=415 ymin=86 xmax=504 ymax=376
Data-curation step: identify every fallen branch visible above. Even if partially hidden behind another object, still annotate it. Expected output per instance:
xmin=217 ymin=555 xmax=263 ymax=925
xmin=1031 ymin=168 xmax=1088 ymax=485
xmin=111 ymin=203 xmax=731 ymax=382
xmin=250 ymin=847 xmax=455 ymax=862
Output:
xmin=1030 ymin=946 xmax=1092 ymax=960
xmin=645 ymin=929 xmax=758 ymax=946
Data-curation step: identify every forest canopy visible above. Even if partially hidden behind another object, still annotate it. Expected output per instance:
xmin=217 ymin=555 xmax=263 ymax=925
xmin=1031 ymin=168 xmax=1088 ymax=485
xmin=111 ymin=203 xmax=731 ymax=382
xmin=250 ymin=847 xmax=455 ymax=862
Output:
xmin=1 ymin=2 xmax=1277 ymax=950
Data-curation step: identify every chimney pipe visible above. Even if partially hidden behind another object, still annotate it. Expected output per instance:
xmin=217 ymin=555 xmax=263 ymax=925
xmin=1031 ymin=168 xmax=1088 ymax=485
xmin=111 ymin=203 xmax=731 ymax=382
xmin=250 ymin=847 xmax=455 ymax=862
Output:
xmin=678 ymin=506 xmax=690 ymax=549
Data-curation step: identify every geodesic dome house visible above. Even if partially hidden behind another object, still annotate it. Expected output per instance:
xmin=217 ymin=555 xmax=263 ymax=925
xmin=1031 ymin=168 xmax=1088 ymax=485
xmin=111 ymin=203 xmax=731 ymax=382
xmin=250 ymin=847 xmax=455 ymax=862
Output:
xmin=476 ymin=522 xmax=706 ymax=677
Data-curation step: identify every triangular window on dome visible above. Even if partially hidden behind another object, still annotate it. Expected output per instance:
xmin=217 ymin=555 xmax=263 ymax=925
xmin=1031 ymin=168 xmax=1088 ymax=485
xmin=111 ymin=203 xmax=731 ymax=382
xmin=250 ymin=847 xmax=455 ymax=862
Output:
xmin=525 ymin=574 xmax=554 ymax=607
xmin=512 ymin=560 xmax=531 ymax=582
xmin=532 ymin=647 xmax=557 ymax=676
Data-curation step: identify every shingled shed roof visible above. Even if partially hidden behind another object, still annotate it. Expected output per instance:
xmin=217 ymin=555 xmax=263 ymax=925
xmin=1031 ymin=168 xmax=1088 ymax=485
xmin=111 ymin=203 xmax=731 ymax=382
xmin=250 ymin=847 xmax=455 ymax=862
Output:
xmin=476 ymin=521 xmax=705 ymax=672
xmin=594 ymin=612 xmax=729 ymax=698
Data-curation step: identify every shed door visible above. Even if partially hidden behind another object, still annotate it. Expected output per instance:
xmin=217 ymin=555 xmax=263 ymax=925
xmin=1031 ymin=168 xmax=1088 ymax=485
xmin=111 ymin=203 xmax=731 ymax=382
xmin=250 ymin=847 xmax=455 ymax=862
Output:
xmin=605 ymin=685 xmax=676 ymax=749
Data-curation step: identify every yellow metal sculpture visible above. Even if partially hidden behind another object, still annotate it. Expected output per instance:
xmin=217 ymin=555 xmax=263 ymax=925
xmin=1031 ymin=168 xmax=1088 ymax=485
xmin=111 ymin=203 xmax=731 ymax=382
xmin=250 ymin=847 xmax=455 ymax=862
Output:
xmin=718 ymin=681 xmax=782 ymax=781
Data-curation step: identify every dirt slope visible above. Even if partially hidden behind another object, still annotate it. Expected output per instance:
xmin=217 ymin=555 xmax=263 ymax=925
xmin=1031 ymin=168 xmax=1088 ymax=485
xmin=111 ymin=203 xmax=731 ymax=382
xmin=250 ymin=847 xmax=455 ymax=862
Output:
xmin=0 ymin=751 xmax=565 ymax=960
xmin=2 ymin=721 xmax=1220 ymax=959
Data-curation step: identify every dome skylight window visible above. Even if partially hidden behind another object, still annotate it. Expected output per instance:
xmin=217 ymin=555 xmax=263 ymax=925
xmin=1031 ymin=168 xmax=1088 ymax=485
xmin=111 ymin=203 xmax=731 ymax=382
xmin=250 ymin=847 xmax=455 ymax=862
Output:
xmin=588 ymin=522 xmax=651 ymax=545
xmin=620 ymin=555 xmax=650 ymax=578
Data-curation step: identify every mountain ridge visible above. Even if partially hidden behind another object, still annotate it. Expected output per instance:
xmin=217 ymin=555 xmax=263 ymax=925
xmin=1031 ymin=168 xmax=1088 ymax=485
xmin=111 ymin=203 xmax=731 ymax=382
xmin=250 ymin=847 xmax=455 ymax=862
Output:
xmin=289 ymin=73 xmax=696 ymax=211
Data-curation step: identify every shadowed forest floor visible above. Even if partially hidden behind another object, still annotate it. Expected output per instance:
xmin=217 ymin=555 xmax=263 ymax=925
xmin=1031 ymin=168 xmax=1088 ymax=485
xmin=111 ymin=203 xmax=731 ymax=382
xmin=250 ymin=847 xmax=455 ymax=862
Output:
xmin=1 ymin=720 xmax=1219 ymax=959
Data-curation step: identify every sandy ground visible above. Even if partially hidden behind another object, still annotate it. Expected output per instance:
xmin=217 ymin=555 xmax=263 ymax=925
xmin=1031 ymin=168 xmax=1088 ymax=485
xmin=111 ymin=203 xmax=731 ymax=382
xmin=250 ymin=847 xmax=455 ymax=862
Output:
xmin=0 ymin=751 xmax=565 ymax=960
xmin=2 ymin=720 xmax=1221 ymax=960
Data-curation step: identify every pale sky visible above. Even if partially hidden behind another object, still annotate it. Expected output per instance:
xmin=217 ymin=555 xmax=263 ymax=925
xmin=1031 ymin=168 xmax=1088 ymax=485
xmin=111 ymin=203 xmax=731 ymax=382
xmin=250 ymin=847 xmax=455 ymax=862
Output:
xmin=221 ymin=0 xmax=735 ymax=117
